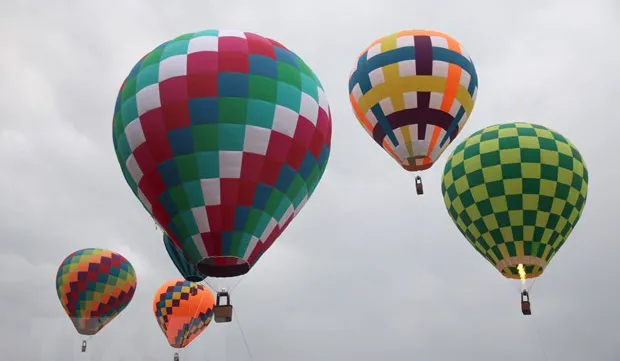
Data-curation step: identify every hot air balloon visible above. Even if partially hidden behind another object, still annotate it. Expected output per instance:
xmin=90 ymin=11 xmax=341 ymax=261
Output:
xmin=112 ymin=29 xmax=331 ymax=321
xmin=56 ymin=248 xmax=137 ymax=351
xmin=153 ymin=280 xmax=215 ymax=360
xmin=441 ymin=122 xmax=588 ymax=314
xmin=349 ymin=29 xmax=478 ymax=195
xmin=164 ymin=234 xmax=206 ymax=283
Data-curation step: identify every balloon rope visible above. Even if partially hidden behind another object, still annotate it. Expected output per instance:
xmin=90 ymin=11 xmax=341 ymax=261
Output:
xmin=528 ymin=277 xmax=539 ymax=292
xmin=512 ymin=280 xmax=521 ymax=292
xmin=203 ymin=279 xmax=216 ymax=293
xmin=531 ymin=313 xmax=549 ymax=361
xmin=234 ymin=308 xmax=255 ymax=361
xmin=202 ymin=274 xmax=245 ymax=294
xmin=229 ymin=275 xmax=246 ymax=293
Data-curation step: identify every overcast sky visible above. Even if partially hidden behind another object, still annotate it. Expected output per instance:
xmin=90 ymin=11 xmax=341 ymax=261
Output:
xmin=1 ymin=0 xmax=619 ymax=360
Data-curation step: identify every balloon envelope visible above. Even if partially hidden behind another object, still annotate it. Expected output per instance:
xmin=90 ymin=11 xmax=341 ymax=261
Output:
xmin=153 ymin=280 xmax=215 ymax=348
xmin=163 ymin=234 xmax=206 ymax=283
xmin=112 ymin=29 xmax=332 ymax=278
xmin=441 ymin=123 xmax=588 ymax=279
xmin=55 ymin=248 xmax=137 ymax=335
xmin=349 ymin=29 xmax=478 ymax=171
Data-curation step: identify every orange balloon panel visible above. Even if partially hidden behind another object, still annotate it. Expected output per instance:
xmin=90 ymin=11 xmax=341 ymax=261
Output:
xmin=153 ymin=280 xmax=215 ymax=348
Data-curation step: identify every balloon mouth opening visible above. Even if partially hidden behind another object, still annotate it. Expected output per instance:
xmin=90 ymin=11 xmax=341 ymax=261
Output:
xmin=196 ymin=257 xmax=250 ymax=278
xmin=496 ymin=256 xmax=547 ymax=280
xmin=72 ymin=317 xmax=101 ymax=336
xmin=76 ymin=329 xmax=98 ymax=336
xmin=402 ymin=156 xmax=433 ymax=171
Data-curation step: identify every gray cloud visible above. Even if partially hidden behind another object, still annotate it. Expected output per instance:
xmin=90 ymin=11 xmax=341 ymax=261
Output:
xmin=1 ymin=0 xmax=619 ymax=360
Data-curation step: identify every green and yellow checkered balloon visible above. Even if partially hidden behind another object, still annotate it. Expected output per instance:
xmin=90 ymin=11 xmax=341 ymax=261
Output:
xmin=441 ymin=123 xmax=588 ymax=279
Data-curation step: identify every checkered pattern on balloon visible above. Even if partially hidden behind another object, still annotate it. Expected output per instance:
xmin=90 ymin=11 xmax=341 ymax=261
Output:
xmin=153 ymin=280 xmax=214 ymax=349
xmin=112 ymin=30 xmax=332 ymax=275
xmin=55 ymin=248 xmax=137 ymax=336
xmin=441 ymin=123 xmax=589 ymax=279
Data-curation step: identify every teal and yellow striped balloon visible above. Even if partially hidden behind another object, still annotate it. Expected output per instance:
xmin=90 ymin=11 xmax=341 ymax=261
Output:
xmin=441 ymin=123 xmax=588 ymax=279
xmin=348 ymin=30 xmax=478 ymax=172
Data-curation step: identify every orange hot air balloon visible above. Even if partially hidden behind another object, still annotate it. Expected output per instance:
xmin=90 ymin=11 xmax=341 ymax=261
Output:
xmin=153 ymin=279 xmax=215 ymax=356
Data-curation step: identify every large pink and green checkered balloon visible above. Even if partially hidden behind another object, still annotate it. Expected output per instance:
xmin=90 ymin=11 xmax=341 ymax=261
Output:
xmin=112 ymin=30 xmax=332 ymax=278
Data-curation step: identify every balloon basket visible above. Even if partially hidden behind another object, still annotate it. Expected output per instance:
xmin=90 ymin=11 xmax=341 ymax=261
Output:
xmin=213 ymin=291 xmax=233 ymax=323
xmin=174 ymin=352 xmax=179 ymax=361
xmin=521 ymin=290 xmax=531 ymax=315
xmin=81 ymin=340 xmax=87 ymax=352
xmin=415 ymin=175 xmax=424 ymax=195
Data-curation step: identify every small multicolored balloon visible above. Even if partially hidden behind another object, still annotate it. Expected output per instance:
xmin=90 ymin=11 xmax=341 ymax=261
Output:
xmin=56 ymin=248 xmax=137 ymax=336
